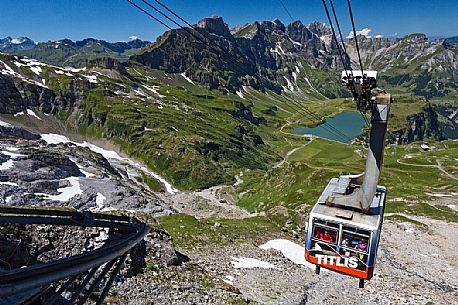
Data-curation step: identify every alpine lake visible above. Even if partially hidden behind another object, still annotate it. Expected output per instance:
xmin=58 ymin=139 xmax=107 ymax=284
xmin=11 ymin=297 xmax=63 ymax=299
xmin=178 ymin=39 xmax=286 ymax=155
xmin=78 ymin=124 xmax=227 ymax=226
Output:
xmin=293 ymin=111 xmax=367 ymax=144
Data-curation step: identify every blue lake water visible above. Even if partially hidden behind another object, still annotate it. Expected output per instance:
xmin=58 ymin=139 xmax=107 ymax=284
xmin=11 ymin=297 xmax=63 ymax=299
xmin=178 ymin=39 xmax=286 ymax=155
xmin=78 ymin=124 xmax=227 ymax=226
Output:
xmin=292 ymin=111 xmax=366 ymax=144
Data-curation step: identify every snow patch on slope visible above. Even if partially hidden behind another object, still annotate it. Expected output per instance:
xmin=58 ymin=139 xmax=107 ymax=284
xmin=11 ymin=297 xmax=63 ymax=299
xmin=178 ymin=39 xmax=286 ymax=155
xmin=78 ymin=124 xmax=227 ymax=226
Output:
xmin=289 ymin=38 xmax=302 ymax=46
xmin=35 ymin=177 xmax=83 ymax=202
xmin=14 ymin=109 xmax=42 ymax=120
xmin=180 ymin=72 xmax=194 ymax=84
xmin=0 ymin=119 xmax=12 ymax=127
xmin=259 ymin=239 xmax=316 ymax=269
xmin=142 ymin=85 xmax=165 ymax=98
xmin=0 ymin=159 xmax=14 ymax=171
xmin=283 ymin=76 xmax=295 ymax=91
xmin=96 ymin=192 xmax=106 ymax=209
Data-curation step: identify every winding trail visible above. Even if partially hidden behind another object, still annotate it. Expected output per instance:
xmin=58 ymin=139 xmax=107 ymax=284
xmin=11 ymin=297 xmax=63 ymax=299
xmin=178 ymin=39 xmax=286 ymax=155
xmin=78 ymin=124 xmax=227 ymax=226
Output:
xmin=436 ymin=160 xmax=458 ymax=181
xmin=273 ymin=140 xmax=313 ymax=169
xmin=396 ymin=154 xmax=458 ymax=181
xmin=396 ymin=153 xmax=436 ymax=167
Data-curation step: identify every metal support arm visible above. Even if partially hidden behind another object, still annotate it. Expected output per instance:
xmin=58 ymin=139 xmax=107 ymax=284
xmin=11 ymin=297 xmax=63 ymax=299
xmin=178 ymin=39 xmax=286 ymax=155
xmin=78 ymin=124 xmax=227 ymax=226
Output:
xmin=325 ymin=93 xmax=392 ymax=213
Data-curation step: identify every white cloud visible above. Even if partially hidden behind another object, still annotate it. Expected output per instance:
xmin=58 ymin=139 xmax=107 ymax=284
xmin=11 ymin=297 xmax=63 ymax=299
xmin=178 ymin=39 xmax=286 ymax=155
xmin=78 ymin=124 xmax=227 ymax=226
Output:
xmin=346 ymin=28 xmax=372 ymax=39
xmin=375 ymin=34 xmax=383 ymax=38
xmin=129 ymin=35 xmax=139 ymax=41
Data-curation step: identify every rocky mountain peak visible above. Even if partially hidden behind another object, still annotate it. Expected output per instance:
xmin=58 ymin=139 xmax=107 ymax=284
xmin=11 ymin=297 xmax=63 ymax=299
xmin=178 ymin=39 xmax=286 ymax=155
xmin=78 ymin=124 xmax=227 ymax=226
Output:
xmin=258 ymin=19 xmax=286 ymax=34
xmin=272 ymin=18 xmax=286 ymax=31
xmin=230 ymin=23 xmax=248 ymax=35
xmin=0 ymin=36 xmax=35 ymax=51
xmin=307 ymin=21 xmax=331 ymax=37
xmin=401 ymin=33 xmax=428 ymax=43
xmin=196 ymin=16 xmax=232 ymax=38
xmin=286 ymin=20 xmax=318 ymax=45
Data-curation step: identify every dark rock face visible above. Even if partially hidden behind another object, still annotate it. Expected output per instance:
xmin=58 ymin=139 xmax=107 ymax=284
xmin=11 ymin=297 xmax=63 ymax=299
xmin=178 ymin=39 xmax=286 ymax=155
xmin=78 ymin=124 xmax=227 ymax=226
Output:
xmin=391 ymin=105 xmax=443 ymax=144
xmin=29 ymin=149 xmax=81 ymax=175
xmin=286 ymin=21 xmax=320 ymax=48
xmin=0 ymin=75 xmax=24 ymax=114
xmin=9 ymin=149 xmax=80 ymax=182
xmin=226 ymin=102 xmax=266 ymax=125
xmin=0 ymin=56 xmax=89 ymax=117
xmin=0 ymin=125 xmax=41 ymax=140
xmin=307 ymin=21 xmax=331 ymax=37
xmin=89 ymin=57 xmax=128 ymax=75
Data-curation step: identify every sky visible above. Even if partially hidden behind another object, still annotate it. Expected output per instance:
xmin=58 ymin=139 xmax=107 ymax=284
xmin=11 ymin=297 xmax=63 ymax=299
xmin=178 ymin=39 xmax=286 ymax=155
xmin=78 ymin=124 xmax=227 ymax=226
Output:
xmin=0 ymin=0 xmax=456 ymax=42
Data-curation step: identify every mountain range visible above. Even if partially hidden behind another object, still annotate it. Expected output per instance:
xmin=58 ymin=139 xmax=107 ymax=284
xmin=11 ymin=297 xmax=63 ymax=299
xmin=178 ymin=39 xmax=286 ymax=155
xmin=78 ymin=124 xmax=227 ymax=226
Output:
xmin=2 ymin=18 xmax=457 ymax=99
xmin=1 ymin=37 xmax=150 ymax=68
xmin=0 ymin=16 xmax=457 ymax=189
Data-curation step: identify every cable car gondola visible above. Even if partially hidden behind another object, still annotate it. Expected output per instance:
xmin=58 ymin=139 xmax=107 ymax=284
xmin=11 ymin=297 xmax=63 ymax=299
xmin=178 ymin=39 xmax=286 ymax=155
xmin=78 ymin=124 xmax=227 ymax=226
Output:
xmin=304 ymin=70 xmax=392 ymax=288
xmin=305 ymin=178 xmax=387 ymax=288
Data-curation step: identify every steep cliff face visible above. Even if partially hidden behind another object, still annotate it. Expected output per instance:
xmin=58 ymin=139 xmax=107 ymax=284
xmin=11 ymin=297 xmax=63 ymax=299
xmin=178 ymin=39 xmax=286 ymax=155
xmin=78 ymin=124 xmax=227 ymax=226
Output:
xmin=133 ymin=19 xmax=281 ymax=93
xmin=0 ymin=52 xmax=102 ymax=132
xmin=0 ymin=74 xmax=87 ymax=116
xmin=196 ymin=16 xmax=233 ymax=38
xmin=391 ymin=104 xmax=443 ymax=144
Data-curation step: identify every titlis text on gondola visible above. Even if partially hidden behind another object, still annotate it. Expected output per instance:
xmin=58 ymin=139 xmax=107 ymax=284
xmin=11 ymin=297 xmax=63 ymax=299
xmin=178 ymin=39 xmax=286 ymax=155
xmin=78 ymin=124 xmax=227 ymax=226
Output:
xmin=316 ymin=255 xmax=359 ymax=268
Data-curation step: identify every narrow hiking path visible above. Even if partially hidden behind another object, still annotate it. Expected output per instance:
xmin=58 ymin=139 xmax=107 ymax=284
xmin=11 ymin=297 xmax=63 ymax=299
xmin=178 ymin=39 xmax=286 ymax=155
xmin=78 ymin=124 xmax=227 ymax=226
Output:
xmin=273 ymin=140 xmax=314 ymax=169
xmin=437 ymin=160 xmax=458 ymax=181
xmin=396 ymin=154 xmax=458 ymax=181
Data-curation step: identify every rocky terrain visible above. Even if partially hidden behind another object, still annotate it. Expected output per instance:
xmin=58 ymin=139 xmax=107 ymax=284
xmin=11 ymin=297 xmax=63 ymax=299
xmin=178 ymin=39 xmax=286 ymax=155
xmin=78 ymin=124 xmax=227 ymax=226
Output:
xmin=0 ymin=217 xmax=246 ymax=304
xmin=1 ymin=179 xmax=457 ymax=305
xmin=0 ymin=121 xmax=173 ymax=214
xmin=184 ymin=216 xmax=457 ymax=305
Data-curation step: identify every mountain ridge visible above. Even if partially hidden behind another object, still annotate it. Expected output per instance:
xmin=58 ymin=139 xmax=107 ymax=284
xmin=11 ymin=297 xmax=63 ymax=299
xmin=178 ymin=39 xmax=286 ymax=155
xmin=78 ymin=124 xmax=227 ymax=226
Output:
xmin=1 ymin=37 xmax=151 ymax=68
xmin=132 ymin=16 xmax=457 ymax=99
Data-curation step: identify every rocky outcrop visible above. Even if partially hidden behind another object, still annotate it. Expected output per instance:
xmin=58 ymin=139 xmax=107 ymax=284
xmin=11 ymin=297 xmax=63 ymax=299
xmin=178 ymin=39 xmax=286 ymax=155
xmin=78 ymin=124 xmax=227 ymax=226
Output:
xmin=0 ymin=215 xmax=244 ymax=304
xmin=0 ymin=125 xmax=41 ymax=140
xmin=307 ymin=21 xmax=331 ymax=37
xmin=0 ymin=69 xmax=88 ymax=119
xmin=286 ymin=21 xmax=323 ymax=52
xmin=89 ymin=57 xmax=128 ymax=76
xmin=196 ymin=16 xmax=232 ymax=38
xmin=0 ymin=75 xmax=24 ymax=113
xmin=226 ymin=101 xmax=266 ymax=125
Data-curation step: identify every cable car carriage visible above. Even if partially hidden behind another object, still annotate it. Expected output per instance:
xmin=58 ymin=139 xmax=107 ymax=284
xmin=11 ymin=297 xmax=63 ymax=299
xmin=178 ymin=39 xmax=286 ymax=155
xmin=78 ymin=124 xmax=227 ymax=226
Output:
xmin=305 ymin=176 xmax=387 ymax=288
xmin=305 ymin=70 xmax=392 ymax=288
